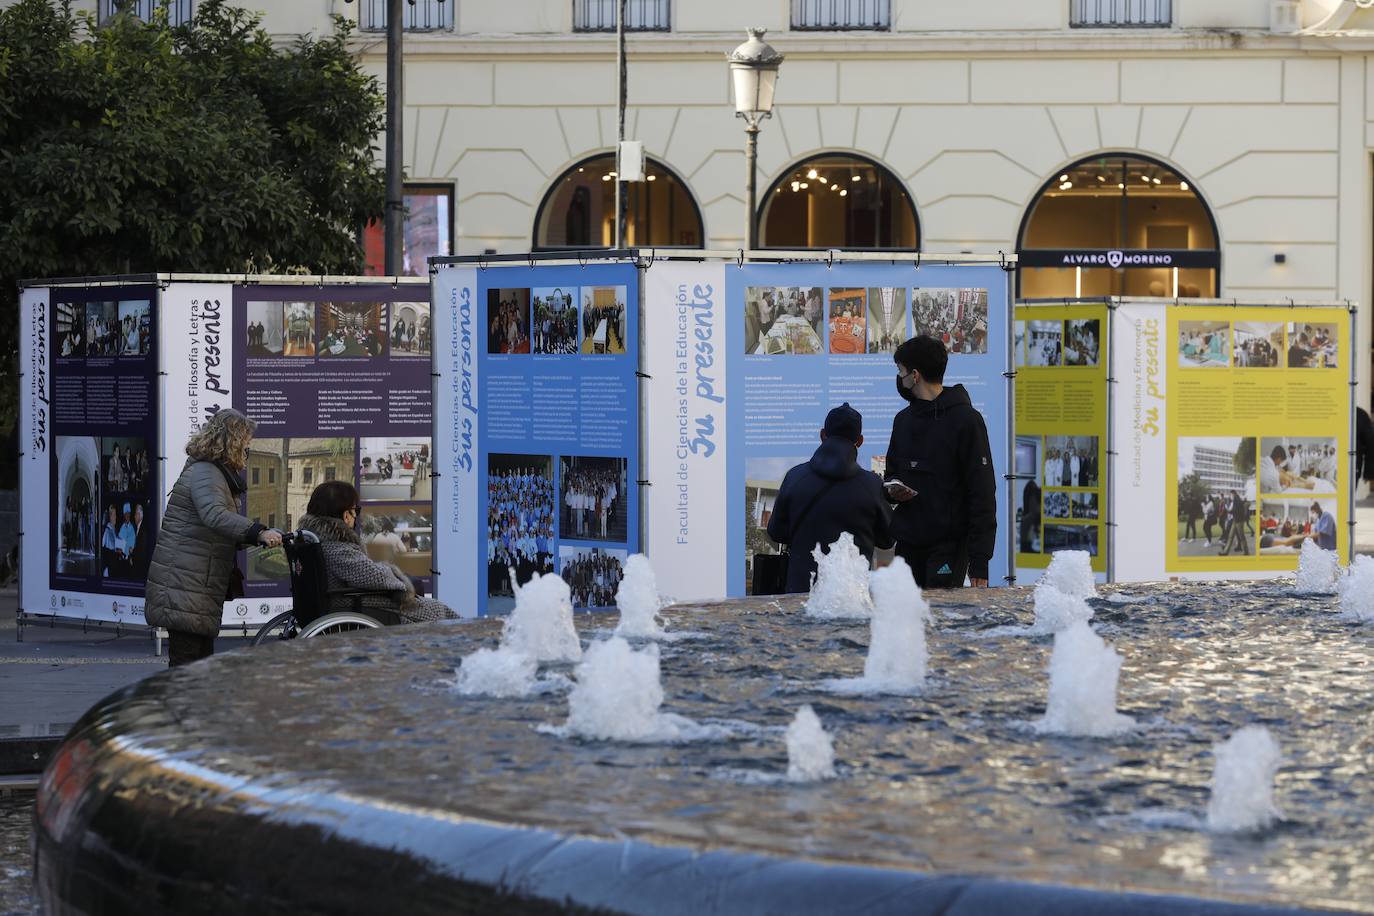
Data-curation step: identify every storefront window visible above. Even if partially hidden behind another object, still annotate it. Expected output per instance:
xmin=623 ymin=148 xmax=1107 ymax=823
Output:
xmin=1018 ymin=154 xmax=1218 ymax=298
xmin=363 ymin=183 xmax=454 ymax=276
xmin=758 ymin=154 xmax=918 ymax=250
xmin=534 ymin=154 xmax=704 ymax=249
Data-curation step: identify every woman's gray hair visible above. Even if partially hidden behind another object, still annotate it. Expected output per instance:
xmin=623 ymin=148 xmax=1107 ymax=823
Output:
xmin=185 ymin=408 xmax=257 ymax=470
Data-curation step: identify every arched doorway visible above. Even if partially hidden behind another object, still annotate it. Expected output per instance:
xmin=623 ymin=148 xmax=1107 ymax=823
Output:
xmin=1018 ymin=154 xmax=1219 ymax=299
xmin=534 ymin=154 xmax=704 ymax=249
xmin=758 ymin=153 xmax=919 ymax=250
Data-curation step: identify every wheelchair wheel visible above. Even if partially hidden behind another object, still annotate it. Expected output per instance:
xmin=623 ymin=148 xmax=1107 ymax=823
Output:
xmin=298 ymin=611 xmax=383 ymax=639
xmin=252 ymin=611 xmax=299 ymax=646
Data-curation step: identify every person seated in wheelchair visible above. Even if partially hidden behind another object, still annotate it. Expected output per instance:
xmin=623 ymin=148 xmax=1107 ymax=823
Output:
xmin=299 ymin=481 xmax=457 ymax=623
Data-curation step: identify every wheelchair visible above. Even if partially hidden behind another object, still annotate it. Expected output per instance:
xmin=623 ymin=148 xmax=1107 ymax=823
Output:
xmin=251 ymin=530 xmax=405 ymax=646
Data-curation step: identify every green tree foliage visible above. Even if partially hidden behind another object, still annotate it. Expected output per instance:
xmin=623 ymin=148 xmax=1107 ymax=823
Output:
xmin=0 ymin=0 xmax=385 ymax=477
xmin=1177 ymin=471 xmax=1206 ymax=519
xmin=1233 ymin=437 xmax=1257 ymax=477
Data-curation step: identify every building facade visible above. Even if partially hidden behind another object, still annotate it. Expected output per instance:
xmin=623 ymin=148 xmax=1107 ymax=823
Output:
xmin=20 ymin=0 xmax=1374 ymax=401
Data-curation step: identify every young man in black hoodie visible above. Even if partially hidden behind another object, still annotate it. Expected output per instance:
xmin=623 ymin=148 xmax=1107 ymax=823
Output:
xmin=766 ymin=403 xmax=894 ymax=594
xmin=886 ymin=335 xmax=997 ymax=588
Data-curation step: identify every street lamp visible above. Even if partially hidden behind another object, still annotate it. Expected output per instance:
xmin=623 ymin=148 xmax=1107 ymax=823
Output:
xmin=727 ymin=29 xmax=783 ymax=251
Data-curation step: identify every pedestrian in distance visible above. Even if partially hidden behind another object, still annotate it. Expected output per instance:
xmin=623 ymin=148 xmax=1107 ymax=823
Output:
xmin=884 ymin=335 xmax=997 ymax=588
xmin=766 ymin=403 xmax=894 ymax=594
xmin=145 ymin=409 xmax=283 ymax=667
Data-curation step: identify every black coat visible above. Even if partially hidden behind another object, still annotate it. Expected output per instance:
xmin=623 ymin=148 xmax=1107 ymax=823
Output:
xmin=883 ymin=383 xmax=998 ymax=580
xmin=766 ymin=436 xmax=894 ymax=594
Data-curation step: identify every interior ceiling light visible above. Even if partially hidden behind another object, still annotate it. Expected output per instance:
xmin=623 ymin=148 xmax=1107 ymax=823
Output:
xmin=1152 ymin=177 xmax=1161 ymax=184
xmin=839 ymin=189 xmax=847 ymax=196
xmin=1180 ymin=181 xmax=1190 ymax=191
xmin=601 ymin=175 xmax=611 ymax=181
xmin=816 ymin=175 xmax=826 ymax=183
xmin=851 ymin=175 xmax=860 ymax=182
xmin=1118 ymin=183 xmax=1125 ymax=189
xmin=800 ymin=182 xmax=809 ymax=189
xmin=1141 ymin=175 xmax=1151 ymax=183
xmin=647 ymin=174 xmax=657 ymax=181
xmin=1097 ymin=175 xmax=1107 ymax=182
xmin=807 ymin=168 xmax=819 ymax=179
xmin=830 ymin=184 xmax=839 ymax=191
xmin=1060 ymin=174 xmax=1069 ymax=181
xmin=791 ymin=181 xmax=800 ymax=191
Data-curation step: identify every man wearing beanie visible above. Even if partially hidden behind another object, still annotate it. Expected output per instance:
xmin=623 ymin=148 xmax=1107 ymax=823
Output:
xmin=886 ymin=335 xmax=997 ymax=588
xmin=765 ymin=403 xmax=894 ymax=594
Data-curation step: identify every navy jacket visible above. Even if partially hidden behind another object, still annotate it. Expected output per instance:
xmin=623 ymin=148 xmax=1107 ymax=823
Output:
xmin=883 ymin=384 xmax=998 ymax=580
xmin=766 ymin=437 xmax=894 ymax=594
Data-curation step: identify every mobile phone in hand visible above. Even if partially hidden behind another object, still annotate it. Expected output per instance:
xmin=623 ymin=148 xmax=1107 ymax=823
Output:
xmin=884 ymin=480 xmax=915 ymax=498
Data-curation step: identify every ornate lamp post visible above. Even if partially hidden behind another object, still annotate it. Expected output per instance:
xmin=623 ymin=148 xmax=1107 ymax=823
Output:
xmin=727 ymin=29 xmax=783 ymax=251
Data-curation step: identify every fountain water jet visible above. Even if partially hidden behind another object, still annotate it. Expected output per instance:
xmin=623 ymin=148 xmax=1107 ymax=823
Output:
xmin=822 ymin=557 xmax=929 ymax=694
xmin=1207 ymin=726 xmax=1282 ymax=832
xmin=1040 ymin=550 xmax=1097 ymax=599
xmin=614 ymin=554 xmax=666 ymax=638
xmin=1034 ymin=620 xmax=1134 ymax=737
xmin=1030 ymin=582 xmax=1095 ymax=634
xmin=502 ymin=570 xmax=583 ymax=663
xmin=786 ymin=705 xmax=836 ymax=782
xmin=1294 ymin=539 xmax=1340 ymax=595
xmin=803 ymin=532 xmax=873 ymax=620
xmin=1338 ymin=555 xmax=1374 ymax=622
xmin=453 ymin=647 xmax=539 ymax=697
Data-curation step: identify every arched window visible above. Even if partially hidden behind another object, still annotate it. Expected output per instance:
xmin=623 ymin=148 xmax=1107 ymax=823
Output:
xmin=758 ymin=154 xmax=919 ymax=250
xmin=1018 ymin=154 xmax=1219 ymax=299
xmin=534 ymin=154 xmax=704 ymax=249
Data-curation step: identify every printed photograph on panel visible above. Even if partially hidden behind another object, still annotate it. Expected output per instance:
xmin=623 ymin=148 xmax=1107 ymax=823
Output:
xmin=55 ymin=436 xmax=101 ymax=576
xmin=1025 ymin=320 xmax=1061 ymax=367
xmin=1063 ymin=318 xmax=1100 ymax=367
xmin=1176 ymin=436 xmax=1257 ymax=557
xmin=283 ymin=302 xmax=317 ymax=357
xmin=1044 ymin=524 xmax=1098 ymax=556
xmin=362 ymin=504 xmax=433 ymax=581
xmin=116 ymin=300 xmax=152 ymax=356
xmin=743 ymin=456 xmax=806 ymax=592
xmin=1232 ymin=321 xmax=1282 ymax=368
xmin=559 ymin=545 xmax=627 ymax=610
xmin=84 ymin=301 xmax=120 ymax=357
xmin=867 ymin=288 xmax=907 ymax=354
xmin=1178 ymin=320 xmax=1230 ymax=368
xmin=389 ymin=301 xmax=431 ymax=357
xmin=1285 ymin=321 xmax=1338 ymax=368
xmin=1258 ymin=437 xmax=1338 ymax=495
xmin=55 ymin=301 xmax=85 ymax=358
xmin=532 ymin=287 xmax=579 ymax=355
xmin=488 ymin=288 xmax=531 ymax=354
xmin=560 ymin=455 xmax=629 ymax=543
xmin=245 ymin=437 xmax=356 ymax=580
xmin=827 ymin=288 xmax=867 ymax=354
xmin=743 ymin=286 xmax=824 ymax=355
xmin=1013 ymin=320 xmax=1027 ymax=368
xmin=580 ymin=285 xmax=628 ymax=354
xmin=1043 ymin=435 xmax=1098 ymax=488
xmin=99 ymin=436 xmax=153 ymax=580
xmin=245 ymin=302 xmax=285 ymax=358
xmin=912 ymin=287 xmax=988 ymax=354
xmin=1258 ymin=497 xmax=1337 ymax=554
xmin=360 ymin=437 xmax=432 ymax=502
xmin=319 ymin=302 xmax=386 ymax=358
xmin=487 ymin=453 xmax=556 ymax=610
xmin=1015 ymin=435 xmax=1041 ymax=554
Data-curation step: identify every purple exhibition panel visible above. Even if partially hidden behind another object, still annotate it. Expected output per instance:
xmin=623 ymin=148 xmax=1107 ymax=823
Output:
xmin=47 ymin=285 xmax=159 ymax=621
xmin=227 ymin=282 xmax=434 ymax=626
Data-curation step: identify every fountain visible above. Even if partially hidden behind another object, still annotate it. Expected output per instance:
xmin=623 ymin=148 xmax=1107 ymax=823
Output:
xmin=453 ymin=646 xmax=539 ymax=697
xmin=785 ymin=705 xmax=836 ymax=782
xmin=1339 ymin=554 xmax=1374 ymax=622
xmin=614 ymin=553 xmax=667 ymax=638
xmin=32 ymin=581 xmax=1374 ymax=914
xmin=1028 ymin=582 xmax=1096 ymax=634
xmin=1034 ymin=620 xmax=1135 ymax=737
xmin=1206 ymin=726 xmax=1282 ymax=832
xmin=501 ymin=569 xmax=583 ymax=662
xmin=1039 ymin=549 xmax=1096 ymax=599
xmin=803 ymin=532 xmax=873 ymax=620
xmin=1293 ymin=539 xmax=1340 ymax=595
xmin=824 ymin=558 xmax=929 ymax=695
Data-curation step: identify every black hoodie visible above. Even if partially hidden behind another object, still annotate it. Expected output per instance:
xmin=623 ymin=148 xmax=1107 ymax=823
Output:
xmin=766 ymin=436 xmax=894 ymax=594
xmin=884 ymin=383 xmax=997 ymax=580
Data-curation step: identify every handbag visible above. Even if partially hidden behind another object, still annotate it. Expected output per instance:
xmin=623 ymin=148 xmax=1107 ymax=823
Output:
xmin=751 ymin=477 xmax=842 ymax=596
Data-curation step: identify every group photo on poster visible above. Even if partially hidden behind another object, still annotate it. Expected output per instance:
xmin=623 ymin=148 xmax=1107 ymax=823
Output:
xmin=1259 ymin=437 xmax=1338 ymax=494
xmin=1232 ymin=322 xmax=1282 ymax=367
xmin=581 ymin=285 xmax=628 ymax=354
xmin=559 ymin=456 xmax=628 ymax=544
xmin=1287 ymin=321 xmax=1339 ymax=368
xmin=1176 ymin=436 xmax=1256 ymax=557
xmin=55 ymin=436 xmax=101 ymax=577
xmin=912 ymin=287 xmax=988 ymax=354
xmin=1063 ymin=319 xmax=1100 ymax=367
xmin=360 ymin=437 xmax=432 ymax=503
xmin=1258 ymin=497 xmax=1338 ymax=553
xmin=319 ymin=302 xmax=386 ymax=358
xmin=485 ymin=453 xmax=556 ymax=612
xmin=1019 ymin=319 xmax=1062 ymax=367
xmin=560 ymin=546 xmax=626 ymax=610
xmin=99 ymin=437 xmax=153 ymax=581
xmin=827 ymin=288 xmax=867 ymax=354
xmin=1178 ymin=320 xmax=1230 ymax=368
xmin=743 ymin=286 xmax=824 ymax=355
xmin=488 ymin=288 xmax=532 ymax=354
xmin=532 ymin=287 xmax=579 ymax=355
xmin=389 ymin=302 xmax=431 ymax=357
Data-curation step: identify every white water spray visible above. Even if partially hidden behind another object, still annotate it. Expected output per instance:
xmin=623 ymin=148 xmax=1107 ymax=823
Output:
xmin=1339 ymin=555 xmax=1374 ymax=622
xmin=502 ymin=570 xmax=583 ymax=663
xmin=558 ymin=637 xmax=719 ymax=742
xmin=614 ymin=554 xmax=666 ymax=638
xmin=1034 ymin=620 xmax=1134 ymax=736
xmin=1030 ymin=582 xmax=1095 ymax=634
xmin=861 ymin=557 xmax=929 ymax=690
xmin=1207 ymin=726 xmax=1282 ymax=832
xmin=1294 ymin=539 xmax=1341 ymax=595
xmin=786 ymin=705 xmax=836 ymax=782
xmin=1041 ymin=550 xmax=1097 ymax=599
xmin=804 ymin=532 xmax=873 ymax=620
xmin=453 ymin=647 xmax=539 ymax=697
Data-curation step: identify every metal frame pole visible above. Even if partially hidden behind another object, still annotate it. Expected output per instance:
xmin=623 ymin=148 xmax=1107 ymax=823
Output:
xmin=1104 ymin=298 xmax=1116 ymax=583
xmin=1349 ymin=302 xmax=1359 ymax=563
xmin=744 ymin=120 xmax=759 ymax=251
xmin=384 ymin=0 xmax=404 ymax=275
xmin=1003 ymin=265 xmax=1016 ymax=586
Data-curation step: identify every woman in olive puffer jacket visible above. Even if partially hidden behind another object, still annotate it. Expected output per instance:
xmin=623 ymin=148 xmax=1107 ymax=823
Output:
xmin=145 ymin=409 xmax=282 ymax=666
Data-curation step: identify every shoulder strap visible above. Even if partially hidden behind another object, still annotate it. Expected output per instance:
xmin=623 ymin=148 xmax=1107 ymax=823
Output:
xmin=783 ymin=476 xmax=844 ymax=551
